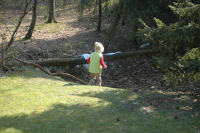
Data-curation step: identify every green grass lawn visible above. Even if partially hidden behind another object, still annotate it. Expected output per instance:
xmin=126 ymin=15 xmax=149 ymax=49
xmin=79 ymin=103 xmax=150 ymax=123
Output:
xmin=0 ymin=67 xmax=199 ymax=133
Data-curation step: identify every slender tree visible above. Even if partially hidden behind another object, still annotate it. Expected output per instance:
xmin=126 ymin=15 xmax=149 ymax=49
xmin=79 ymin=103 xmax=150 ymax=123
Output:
xmin=97 ymin=0 xmax=102 ymax=32
xmin=47 ymin=0 xmax=57 ymax=23
xmin=24 ymin=0 xmax=37 ymax=40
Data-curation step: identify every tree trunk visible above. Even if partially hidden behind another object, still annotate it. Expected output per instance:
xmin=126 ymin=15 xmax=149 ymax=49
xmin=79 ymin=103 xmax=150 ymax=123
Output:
xmin=132 ymin=13 xmax=139 ymax=42
xmin=121 ymin=15 xmax=126 ymax=26
xmin=104 ymin=0 xmax=124 ymax=52
xmin=47 ymin=0 xmax=57 ymax=23
xmin=97 ymin=0 xmax=102 ymax=32
xmin=34 ymin=49 xmax=159 ymax=66
xmin=24 ymin=0 xmax=37 ymax=40
xmin=121 ymin=3 xmax=127 ymax=26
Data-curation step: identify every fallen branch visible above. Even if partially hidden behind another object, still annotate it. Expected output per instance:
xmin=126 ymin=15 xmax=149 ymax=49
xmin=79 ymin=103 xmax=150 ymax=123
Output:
xmin=15 ymin=58 xmax=87 ymax=85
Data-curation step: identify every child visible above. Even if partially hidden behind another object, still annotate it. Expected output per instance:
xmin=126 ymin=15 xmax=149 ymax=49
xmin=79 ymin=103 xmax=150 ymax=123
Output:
xmin=86 ymin=42 xmax=107 ymax=86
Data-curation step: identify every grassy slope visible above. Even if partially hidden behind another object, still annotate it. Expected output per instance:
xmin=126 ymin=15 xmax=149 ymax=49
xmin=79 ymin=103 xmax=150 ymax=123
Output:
xmin=0 ymin=67 xmax=199 ymax=133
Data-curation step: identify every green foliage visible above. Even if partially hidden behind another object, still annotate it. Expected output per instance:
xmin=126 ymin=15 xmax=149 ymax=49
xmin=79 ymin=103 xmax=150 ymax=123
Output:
xmin=155 ymin=48 xmax=200 ymax=84
xmin=138 ymin=20 xmax=200 ymax=56
xmin=122 ymin=0 xmax=176 ymax=43
xmin=137 ymin=0 xmax=200 ymax=84
xmin=137 ymin=0 xmax=200 ymax=56
xmin=169 ymin=0 xmax=200 ymax=24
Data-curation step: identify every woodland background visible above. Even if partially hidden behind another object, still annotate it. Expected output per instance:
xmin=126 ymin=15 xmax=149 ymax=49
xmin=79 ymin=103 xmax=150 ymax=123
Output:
xmin=0 ymin=0 xmax=200 ymax=89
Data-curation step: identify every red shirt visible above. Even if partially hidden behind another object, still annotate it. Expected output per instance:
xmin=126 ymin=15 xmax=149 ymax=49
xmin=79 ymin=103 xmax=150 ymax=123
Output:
xmin=86 ymin=56 xmax=107 ymax=69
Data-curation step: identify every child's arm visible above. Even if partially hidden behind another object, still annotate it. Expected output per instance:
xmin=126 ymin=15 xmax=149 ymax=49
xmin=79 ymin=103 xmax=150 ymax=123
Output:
xmin=100 ymin=56 xmax=107 ymax=69
xmin=86 ymin=57 xmax=90 ymax=63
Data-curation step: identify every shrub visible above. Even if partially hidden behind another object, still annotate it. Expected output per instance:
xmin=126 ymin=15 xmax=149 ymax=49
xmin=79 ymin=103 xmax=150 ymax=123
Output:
xmin=155 ymin=48 xmax=200 ymax=84
xmin=137 ymin=0 xmax=200 ymax=84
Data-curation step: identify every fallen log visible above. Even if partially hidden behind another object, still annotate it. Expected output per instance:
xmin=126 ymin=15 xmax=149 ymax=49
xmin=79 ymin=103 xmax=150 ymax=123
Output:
xmin=35 ymin=49 xmax=160 ymax=66
xmin=12 ymin=49 xmax=159 ymax=84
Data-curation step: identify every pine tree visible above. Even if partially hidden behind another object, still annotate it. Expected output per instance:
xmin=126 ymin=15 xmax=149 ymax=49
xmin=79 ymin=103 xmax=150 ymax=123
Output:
xmin=137 ymin=0 xmax=200 ymax=56
xmin=137 ymin=0 xmax=200 ymax=84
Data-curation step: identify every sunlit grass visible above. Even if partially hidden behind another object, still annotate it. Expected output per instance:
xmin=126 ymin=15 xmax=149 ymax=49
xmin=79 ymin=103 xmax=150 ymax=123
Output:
xmin=0 ymin=67 xmax=199 ymax=133
xmin=35 ymin=23 xmax=67 ymax=33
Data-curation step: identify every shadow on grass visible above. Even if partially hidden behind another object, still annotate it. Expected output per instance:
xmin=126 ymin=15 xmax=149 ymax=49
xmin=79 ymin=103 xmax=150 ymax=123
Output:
xmin=0 ymin=89 xmax=199 ymax=133
xmin=63 ymin=83 xmax=80 ymax=86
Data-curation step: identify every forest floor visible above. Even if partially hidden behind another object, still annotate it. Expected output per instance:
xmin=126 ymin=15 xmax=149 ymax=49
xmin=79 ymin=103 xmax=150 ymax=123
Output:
xmin=0 ymin=4 xmax=200 ymax=133
xmin=0 ymin=4 xmax=199 ymax=100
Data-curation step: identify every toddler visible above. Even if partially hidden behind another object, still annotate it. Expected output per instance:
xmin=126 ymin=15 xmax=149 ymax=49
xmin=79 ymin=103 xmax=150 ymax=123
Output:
xmin=87 ymin=42 xmax=107 ymax=86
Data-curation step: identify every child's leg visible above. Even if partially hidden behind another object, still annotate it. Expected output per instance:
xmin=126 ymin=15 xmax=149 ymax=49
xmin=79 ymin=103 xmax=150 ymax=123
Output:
xmin=89 ymin=73 xmax=96 ymax=85
xmin=96 ymin=73 xmax=102 ymax=86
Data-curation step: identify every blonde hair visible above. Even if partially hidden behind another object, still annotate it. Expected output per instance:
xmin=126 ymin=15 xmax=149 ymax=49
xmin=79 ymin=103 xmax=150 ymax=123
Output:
xmin=94 ymin=42 xmax=104 ymax=53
